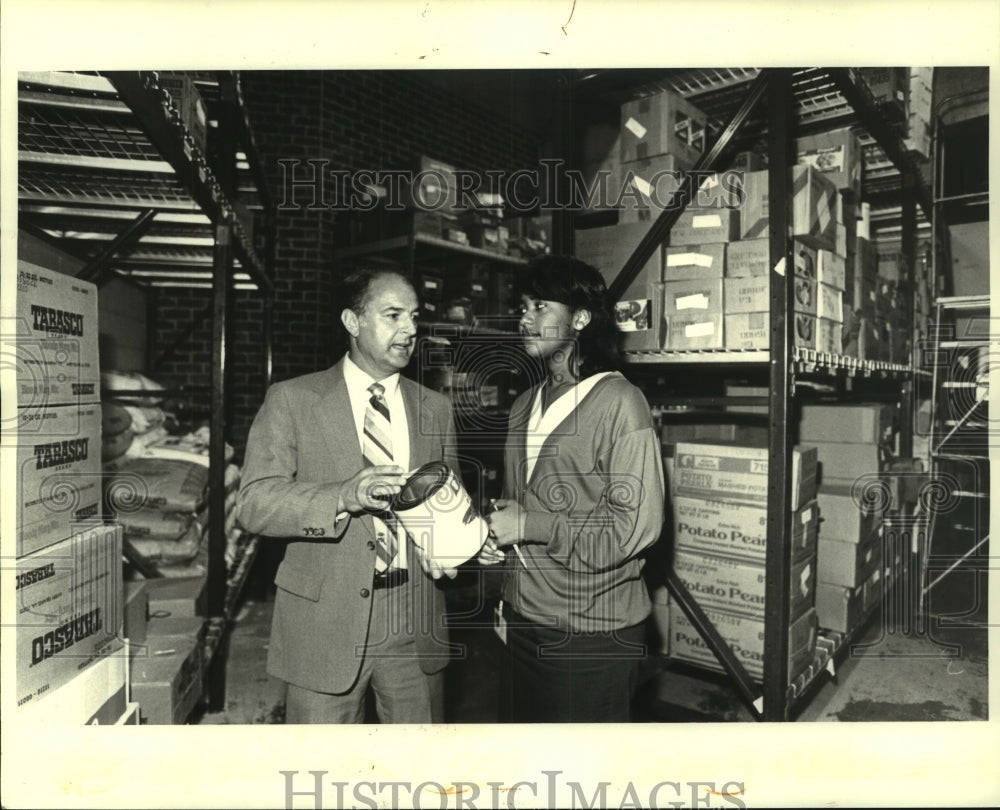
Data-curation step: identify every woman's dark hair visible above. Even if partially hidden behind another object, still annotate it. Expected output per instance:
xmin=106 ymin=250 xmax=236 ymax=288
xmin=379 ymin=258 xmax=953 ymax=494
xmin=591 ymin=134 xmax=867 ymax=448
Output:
xmin=518 ymin=254 xmax=623 ymax=375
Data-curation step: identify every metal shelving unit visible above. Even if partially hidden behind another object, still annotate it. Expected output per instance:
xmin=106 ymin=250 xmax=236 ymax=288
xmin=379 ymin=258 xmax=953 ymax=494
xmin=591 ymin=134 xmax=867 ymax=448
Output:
xmin=17 ymin=69 xmax=276 ymax=716
xmin=582 ymin=67 xmax=930 ymax=721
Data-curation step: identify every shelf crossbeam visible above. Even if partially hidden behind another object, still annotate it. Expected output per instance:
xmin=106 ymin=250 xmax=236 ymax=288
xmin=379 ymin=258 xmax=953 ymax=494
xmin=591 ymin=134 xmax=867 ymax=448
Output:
xmin=78 ymin=207 xmax=157 ymax=285
xmin=105 ymin=72 xmax=272 ymax=293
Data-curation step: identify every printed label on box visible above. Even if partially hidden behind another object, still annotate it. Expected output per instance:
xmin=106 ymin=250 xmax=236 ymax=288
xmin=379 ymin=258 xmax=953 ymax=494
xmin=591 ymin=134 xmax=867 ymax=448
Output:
xmin=615 ymin=299 xmax=651 ymax=332
xmin=14 ymin=526 xmax=124 ymax=710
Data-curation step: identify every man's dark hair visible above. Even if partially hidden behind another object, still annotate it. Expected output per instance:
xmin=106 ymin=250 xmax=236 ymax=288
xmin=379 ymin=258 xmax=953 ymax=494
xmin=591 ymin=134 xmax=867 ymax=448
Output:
xmin=339 ymin=265 xmax=414 ymax=315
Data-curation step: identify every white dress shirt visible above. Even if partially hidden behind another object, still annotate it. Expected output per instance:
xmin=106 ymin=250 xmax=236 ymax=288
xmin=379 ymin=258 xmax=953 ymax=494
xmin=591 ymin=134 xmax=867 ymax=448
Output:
xmin=342 ymin=354 xmax=411 ymax=569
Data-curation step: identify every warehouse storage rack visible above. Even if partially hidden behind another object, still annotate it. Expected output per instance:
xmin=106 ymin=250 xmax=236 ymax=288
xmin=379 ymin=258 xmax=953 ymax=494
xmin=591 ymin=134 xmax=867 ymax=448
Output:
xmin=920 ymin=85 xmax=991 ymax=616
xmin=568 ymin=68 xmax=934 ymax=721
xmin=17 ymin=70 xmax=276 ymax=715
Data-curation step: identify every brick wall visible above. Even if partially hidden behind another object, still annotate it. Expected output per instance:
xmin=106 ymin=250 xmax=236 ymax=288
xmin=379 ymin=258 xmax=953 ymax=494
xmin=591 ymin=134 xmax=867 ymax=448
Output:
xmin=150 ymin=70 xmax=542 ymax=458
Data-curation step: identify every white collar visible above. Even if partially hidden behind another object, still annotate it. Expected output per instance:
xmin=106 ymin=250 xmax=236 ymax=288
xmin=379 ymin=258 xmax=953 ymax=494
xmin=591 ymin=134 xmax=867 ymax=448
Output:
xmin=343 ymin=353 xmax=401 ymax=398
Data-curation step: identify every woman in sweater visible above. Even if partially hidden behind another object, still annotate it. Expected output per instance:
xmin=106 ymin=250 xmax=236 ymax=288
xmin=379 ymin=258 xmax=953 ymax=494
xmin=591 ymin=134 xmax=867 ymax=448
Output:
xmin=482 ymin=254 xmax=665 ymax=722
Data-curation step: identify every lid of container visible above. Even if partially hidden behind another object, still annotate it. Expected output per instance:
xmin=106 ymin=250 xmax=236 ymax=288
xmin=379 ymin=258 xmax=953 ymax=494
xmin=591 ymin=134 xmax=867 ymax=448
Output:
xmin=390 ymin=461 xmax=450 ymax=512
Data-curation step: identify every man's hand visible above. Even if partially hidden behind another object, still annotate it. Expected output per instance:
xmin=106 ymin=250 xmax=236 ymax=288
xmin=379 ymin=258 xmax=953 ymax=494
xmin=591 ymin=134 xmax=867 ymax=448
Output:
xmin=339 ymin=465 xmax=408 ymax=515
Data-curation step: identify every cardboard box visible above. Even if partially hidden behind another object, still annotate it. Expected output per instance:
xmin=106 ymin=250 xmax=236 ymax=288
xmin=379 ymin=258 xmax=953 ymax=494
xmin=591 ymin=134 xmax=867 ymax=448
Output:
xmin=793 ymin=314 xmax=843 ymax=354
xmin=669 ymin=605 xmax=819 ymax=682
xmin=724 ymin=382 xmax=768 ymax=414
xmin=16 ymin=649 xmax=127 ymax=724
xmin=672 ymin=442 xmax=818 ymax=510
xmin=860 ymin=67 xmax=908 ymax=120
xmin=796 ymin=128 xmax=863 ymax=197
xmin=15 ymin=401 xmax=103 ymax=557
xmin=724 ymin=313 xmax=840 ymax=353
xmin=664 ymin=244 xmax=726 ymax=280
xmin=725 ymin=239 xmax=769 ymax=278
xmin=6 ymin=261 xmax=101 ymax=408
xmin=143 ymin=572 xmax=208 ymax=618
xmin=817 ymin=283 xmax=844 ymax=322
xmin=816 ymin=487 xmax=882 ymax=543
xmin=131 ymin=632 xmax=204 ymax=724
xmin=818 ymin=531 xmax=883 ymax=587
xmin=617 ymin=153 xmax=690 ymax=223
xmin=739 ymin=167 xmax=838 ymax=250
xmin=662 ymin=311 xmax=724 ymax=350
xmin=729 ymin=150 xmax=766 ymax=173
xmin=575 ymin=222 xmax=663 ymax=298
xmin=693 ymin=171 xmax=747 ymax=209
xmin=811 ymin=440 xmax=884 ymax=489
xmin=799 ymin=403 xmax=896 ymax=445
xmin=86 ymin=682 xmax=128 ymax=725
xmin=816 ymin=250 xmax=846 ymax=290
xmin=661 ymin=422 xmax=769 ymax=447
xmin=723 ymin=276 xmax=817 ymax=315
xmin=661 ymin=278 xmax=724 ymax=349
xmin=670 ymin=208 xmax=740 ymax=246
xmin=620 ymin=89 xmax=708 ymax=165
xmin=13 ymin=525 xmax=124 ymax=710
xmin=405 ymin=155 xmax=461 ymax=212
xmin=816 ymin=581 xmax=865 ymax=633
xmin=674 ymin=549 xmax=815 ymax=619
xmin=672 ymin=496 xmax=819 ymax=563
xmin=662 ymin=278 xmax=724 ymax=316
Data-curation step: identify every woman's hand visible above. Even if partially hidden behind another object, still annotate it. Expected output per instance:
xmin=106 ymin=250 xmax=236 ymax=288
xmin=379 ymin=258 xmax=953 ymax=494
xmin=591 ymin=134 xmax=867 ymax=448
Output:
xmin=486 ymin=499 xmax=525 ymax=548
xmin=477 ymin=535 xmax=506 ymax=566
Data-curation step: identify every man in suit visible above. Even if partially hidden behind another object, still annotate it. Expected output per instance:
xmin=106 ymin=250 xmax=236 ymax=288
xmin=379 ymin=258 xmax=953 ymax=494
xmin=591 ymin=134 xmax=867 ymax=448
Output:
xmin=237 ymin=266 xmax=459 ymax=723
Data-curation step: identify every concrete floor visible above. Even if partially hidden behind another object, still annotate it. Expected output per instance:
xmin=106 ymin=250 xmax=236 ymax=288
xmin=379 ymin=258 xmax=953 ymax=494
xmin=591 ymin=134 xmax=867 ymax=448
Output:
xmin=192 ymin=561 xmax=988 ymax=725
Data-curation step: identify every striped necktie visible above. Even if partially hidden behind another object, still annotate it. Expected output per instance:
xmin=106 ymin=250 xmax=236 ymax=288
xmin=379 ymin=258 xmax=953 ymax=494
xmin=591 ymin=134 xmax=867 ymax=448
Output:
xmin=362 ymin=382 xmax=396 ymax=571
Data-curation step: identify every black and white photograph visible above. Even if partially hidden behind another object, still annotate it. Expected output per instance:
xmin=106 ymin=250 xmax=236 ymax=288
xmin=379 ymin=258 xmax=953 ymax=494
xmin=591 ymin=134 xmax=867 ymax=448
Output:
xmin=1 ymin=2 xmax=997 ymax=808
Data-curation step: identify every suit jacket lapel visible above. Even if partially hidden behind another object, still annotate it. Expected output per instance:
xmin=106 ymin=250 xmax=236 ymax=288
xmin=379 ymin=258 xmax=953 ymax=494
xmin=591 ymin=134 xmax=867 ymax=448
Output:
xmin=400 ymin=376 xmax=430 ymax=468
xmin=314 ymin=360 xmax=364 ymax=471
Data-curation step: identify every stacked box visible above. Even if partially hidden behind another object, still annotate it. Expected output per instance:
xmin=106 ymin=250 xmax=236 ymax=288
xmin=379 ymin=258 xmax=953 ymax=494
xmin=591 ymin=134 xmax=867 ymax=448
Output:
xmin=7 ymin=263 xmax=103 ymax=556
xmin=906 ymin=68 xmax=933 ymax=157
xmin=740 ymin=166 xmax=838 ymax=250
xmin=670 ymin=208 xmax=740 ymax=246
xmin=130 ymin=631 xmax=204 ymax=724
xmin=7 ymin=261 xmax=102 ymax=410
xmin=815 ymin=564 xmax=883 ymax=633
xmin=818 ymin=528 xmax=883 ymax=588
xmin=673 ymin=441 xmax=818 ymax=509
xmin=15 ymin=401 xmax=104 ymax=557
xmin=620 ymin=89 xmax=708 ymax=165
xmin=800 ymin=402 xmax=896 ymax=445
xmin=796 ymin=127 xmax=863 ymax=198
xmin=672 ymin=496 xmax=819 ymax=563
xmin=14 ymin=525 xmax=124 ymax=712
xmin=674 ymin=550 xmax=816 ymax=620
xmin=664 ymin=244 xmax=726 ymax=280
xmin=660 ymin=278 xmax=724 ymax=349
xmin=799 ymin=404 xmax=895 ymax=628
xmin=722 ymin=239 xmax=840 ymax=352
xmin=668 ymin=439 xmax=820 ymax=682
xmin=617 ymin=153 xmax=691 ymax=224
xmin=860 ymin=67 xmax=909 ymax=121
xmin=670 ymin=605 xmax=819 ymax=682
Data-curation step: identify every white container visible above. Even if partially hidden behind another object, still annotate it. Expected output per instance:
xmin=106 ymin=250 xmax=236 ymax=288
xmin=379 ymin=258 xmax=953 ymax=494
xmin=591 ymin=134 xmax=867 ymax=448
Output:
xmin=391 ymin=462 xmax=489 ymax=566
